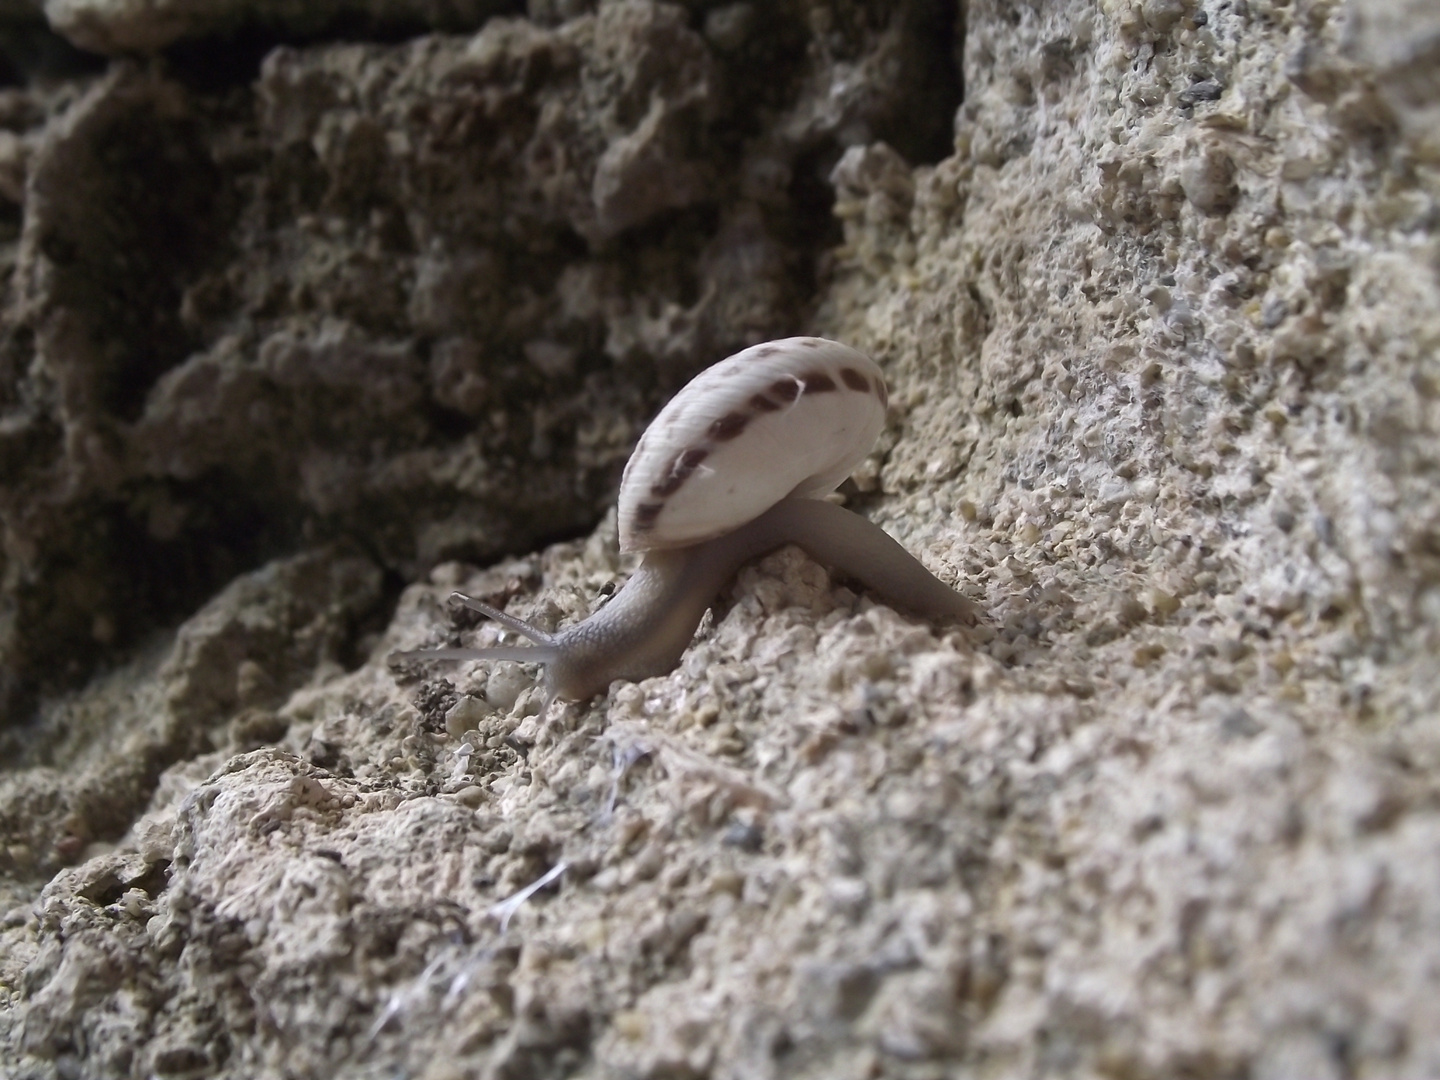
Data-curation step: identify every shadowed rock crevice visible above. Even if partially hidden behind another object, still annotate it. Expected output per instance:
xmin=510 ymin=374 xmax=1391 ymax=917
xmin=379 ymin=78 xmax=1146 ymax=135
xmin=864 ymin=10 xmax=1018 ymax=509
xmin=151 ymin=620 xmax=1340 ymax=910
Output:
xmin=0 ymin=17 xmax=105 ymax=87
xmin=24 ymin=72 xmax=229 ymax=422
xmin=0 ymin=0 xmax=966 ymax=719
xmin=0 ymin=544 xmax=385 ymax=893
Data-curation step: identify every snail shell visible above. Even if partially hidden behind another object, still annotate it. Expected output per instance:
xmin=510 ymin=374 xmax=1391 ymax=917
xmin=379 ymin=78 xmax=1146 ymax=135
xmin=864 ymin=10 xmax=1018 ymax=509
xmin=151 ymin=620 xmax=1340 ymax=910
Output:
xmin=618 ymin=337 xmax=888 ymax=553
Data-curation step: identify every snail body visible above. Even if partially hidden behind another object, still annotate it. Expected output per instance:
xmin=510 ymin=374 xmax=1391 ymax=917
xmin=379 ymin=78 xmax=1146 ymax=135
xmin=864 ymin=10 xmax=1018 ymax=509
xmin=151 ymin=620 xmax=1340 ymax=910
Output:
xmin=394 ymin=338 xmax=975 ymax=706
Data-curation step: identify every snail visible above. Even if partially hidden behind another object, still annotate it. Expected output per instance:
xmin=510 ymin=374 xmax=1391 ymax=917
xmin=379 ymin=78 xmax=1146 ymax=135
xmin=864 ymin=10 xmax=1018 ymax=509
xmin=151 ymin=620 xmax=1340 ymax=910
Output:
xmin=393 ymin=337 xmax=977 ymax=709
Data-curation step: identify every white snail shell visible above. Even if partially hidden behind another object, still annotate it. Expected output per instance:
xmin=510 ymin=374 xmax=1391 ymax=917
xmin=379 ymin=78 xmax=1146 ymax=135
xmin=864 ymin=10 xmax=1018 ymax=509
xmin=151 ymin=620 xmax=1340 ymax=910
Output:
xmin=617 ymin=337 xmax=888 ymax=553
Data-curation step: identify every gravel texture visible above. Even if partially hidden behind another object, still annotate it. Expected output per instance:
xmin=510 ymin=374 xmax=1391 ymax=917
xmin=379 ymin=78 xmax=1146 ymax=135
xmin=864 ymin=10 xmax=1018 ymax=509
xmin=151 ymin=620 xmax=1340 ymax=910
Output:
xmin=1 ymin=0 xmax=1437 ymax=1078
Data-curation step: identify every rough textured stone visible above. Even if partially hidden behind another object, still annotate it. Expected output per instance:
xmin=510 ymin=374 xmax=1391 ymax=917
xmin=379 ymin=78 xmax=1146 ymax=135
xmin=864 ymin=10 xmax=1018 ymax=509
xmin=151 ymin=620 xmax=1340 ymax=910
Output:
xmin=0 ymin=0 xmax=957 ymax=717
xmin=2 ymin=0 xmax=1438 ymax=1078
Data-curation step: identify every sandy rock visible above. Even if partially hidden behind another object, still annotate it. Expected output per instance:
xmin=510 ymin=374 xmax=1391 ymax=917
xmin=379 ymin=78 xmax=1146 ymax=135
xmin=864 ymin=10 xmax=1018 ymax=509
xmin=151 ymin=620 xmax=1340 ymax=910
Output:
xmin=1 ymin=1 xmax=952 ymax=717
xmin=2 ymin=0 xmax=1438 ymax=1078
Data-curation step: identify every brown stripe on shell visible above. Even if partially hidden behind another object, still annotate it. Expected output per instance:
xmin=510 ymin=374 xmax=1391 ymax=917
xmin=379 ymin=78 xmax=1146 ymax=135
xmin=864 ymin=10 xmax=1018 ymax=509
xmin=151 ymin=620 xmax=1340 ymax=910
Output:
xmin=633 ymin=502 xmax=663 ymax=529
xmin=650 ymin=472 xmax=685 ymax=498
xmin=800 ymin=371 xmax=837 ymax=394
xmin=749 ymin=392 xmax=783 ymax=412
xmin=800 ymin=338 xmax=823 ymax=348
xmin=769 ymin=378 xmax=801 ymax=404
xmin=650 ymin=447 xmax=711 ymax=497
xmin=754 ymin=344 xmax=780 ymax=357
xmin=709 ymin=412 xmax=750 ymax=440
xmin=839 ymin=367 xmax=870 ymax=393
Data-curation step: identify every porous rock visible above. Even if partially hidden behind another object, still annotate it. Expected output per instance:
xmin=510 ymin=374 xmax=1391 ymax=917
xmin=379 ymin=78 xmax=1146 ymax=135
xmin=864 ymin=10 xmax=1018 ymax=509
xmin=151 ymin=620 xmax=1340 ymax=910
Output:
xmin=0 ymin=0 xmax=954 ymax=716
xmin=2 ymin=0 xmax=1438 ymax=1078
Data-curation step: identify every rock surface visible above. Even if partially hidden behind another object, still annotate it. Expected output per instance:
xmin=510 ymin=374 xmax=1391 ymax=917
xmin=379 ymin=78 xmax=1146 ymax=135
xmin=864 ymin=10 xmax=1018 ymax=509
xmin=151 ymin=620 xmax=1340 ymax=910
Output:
xmin=0 ymin=0 xmax=956 ymax=716
xmin=2 ymin=0 xmax=1437 ymax=1078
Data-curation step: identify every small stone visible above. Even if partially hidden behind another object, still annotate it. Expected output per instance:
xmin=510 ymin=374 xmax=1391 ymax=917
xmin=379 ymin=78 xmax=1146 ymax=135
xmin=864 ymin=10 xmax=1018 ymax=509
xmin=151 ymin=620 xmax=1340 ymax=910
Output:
xmin=1147 ymin=588 xmax=1182 ymax=616
xmin=453 ymin=785 xmax=487 ymax=808
xmin=1179 ymin=78 xmax=1225 ymax=106
xmin=1180 ymin=144 xmax=1238 ymax=215
xmin=721 ymin=821 xmax=764 ymax=852
xmin=613 ymin=1010 xmax=647 ymax=1040
xmin=1221 ymin=708 xmax=1262 ymax=738
xmin=444 ymin=697 xmax=489 ymax=740
xmin=1133 ymin=643 xmax=1166 ymax=666
xmin=485 ymin=663 xmax=531 ymax=710
xmin=1142 ymin=0 xmax=1189 ymax=32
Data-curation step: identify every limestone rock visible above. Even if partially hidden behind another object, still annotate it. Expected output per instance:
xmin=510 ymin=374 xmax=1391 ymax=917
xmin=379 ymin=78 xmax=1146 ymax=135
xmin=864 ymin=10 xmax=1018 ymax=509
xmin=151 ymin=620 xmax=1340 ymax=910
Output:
xmin=0 ymin=1 xmax=954 ymax=716
xmin=2 ymin=1 xmax=1437 ymax=1078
